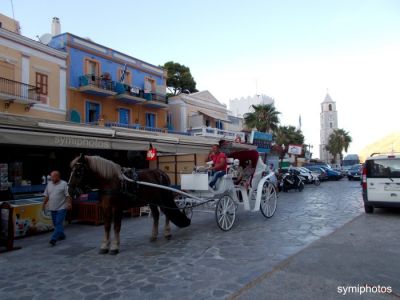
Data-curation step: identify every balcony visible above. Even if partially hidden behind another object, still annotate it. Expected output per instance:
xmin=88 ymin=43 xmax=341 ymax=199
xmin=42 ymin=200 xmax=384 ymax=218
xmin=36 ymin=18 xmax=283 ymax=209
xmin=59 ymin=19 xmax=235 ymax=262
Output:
xmin=0 ymin=77 xmax=41 ymax=108
xmin=104 ymin=122 xmax=191 ymax=136
xmin=114 ymin=83 xmax=168 ymax=108
xmin=78 ymin=74 xmax=117 ymax=97
xmin=141 ymin=93 xmax=168 ymax=109
xmin=189 ymin=126 xmax=246 ymax=141
xmin=114 ymin=83 xmax=145 ymax=105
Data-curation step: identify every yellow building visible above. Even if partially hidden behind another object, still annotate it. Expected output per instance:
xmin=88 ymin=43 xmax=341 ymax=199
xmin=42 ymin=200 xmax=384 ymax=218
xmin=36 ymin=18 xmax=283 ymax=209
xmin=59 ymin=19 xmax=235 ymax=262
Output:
xmin=0 ymin=14 xmax=67 ymax=121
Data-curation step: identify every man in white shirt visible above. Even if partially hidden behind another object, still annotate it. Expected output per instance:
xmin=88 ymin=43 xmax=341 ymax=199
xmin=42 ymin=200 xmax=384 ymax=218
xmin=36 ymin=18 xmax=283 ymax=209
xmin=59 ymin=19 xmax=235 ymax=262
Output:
xmin=43 ymin=171 xmax=71 ymax=246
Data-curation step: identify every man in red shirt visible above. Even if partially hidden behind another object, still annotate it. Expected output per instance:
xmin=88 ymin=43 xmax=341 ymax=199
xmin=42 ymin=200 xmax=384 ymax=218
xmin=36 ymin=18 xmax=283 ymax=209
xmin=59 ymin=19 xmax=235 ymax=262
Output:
xmin=208 ymin=144 xmax=227 ymax=189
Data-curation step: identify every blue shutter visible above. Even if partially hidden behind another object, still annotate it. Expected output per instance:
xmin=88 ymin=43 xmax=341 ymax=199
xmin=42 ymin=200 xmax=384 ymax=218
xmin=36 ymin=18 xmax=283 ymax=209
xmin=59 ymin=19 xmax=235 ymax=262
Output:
xmin=85 ymin=102 xmax=90 ymax=122
xmin=119 ymin=109 xmax=129 ymax=125
xmin=146 ymin=113 xmax=155 ymax=128
xmin=95 ymin=103 xmax=100 ymax=121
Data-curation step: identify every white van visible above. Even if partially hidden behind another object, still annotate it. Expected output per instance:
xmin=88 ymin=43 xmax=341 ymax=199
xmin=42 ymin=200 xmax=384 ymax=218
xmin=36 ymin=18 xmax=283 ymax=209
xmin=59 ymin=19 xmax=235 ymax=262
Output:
xmin=362 ymin=153 xmax=400 ymax=213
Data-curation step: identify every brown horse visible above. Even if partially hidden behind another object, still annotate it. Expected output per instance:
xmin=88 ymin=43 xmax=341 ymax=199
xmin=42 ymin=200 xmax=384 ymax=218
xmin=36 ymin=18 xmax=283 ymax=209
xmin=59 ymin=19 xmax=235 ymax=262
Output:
xmin=68 ymin=154 xmax=190 ymax=254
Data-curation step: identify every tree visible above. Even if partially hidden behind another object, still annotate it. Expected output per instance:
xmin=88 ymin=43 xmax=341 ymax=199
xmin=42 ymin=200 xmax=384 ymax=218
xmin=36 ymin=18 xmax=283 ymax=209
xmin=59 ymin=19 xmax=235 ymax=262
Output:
xmin=274 ymin=125 xmax=305 ymax=147
xmin=273 ymin=125 xmax=305 ymax=167
xmin=325 ymin=129 xmax=352 ymax=164
xmin=163 ymin=61 xmax=198 ymax=96
xmin=243 ymin=104 xmax=281 ymax=133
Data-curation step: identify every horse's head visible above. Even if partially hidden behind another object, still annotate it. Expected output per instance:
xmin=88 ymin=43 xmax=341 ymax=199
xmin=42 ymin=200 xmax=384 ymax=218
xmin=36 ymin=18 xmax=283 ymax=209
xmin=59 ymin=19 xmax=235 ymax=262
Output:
xmin=68 ymin=153 xmax=91 ymax=199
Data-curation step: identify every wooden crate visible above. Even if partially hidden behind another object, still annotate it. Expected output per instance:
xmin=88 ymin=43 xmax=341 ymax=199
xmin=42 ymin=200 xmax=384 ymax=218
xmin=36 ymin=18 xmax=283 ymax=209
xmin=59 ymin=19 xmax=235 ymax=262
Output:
xmin=72 ymin=202 xmax=104 ymax=225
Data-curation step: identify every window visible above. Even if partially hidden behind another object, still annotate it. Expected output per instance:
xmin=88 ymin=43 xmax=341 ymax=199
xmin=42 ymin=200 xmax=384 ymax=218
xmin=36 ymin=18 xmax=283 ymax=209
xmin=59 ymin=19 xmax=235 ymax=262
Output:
xmin=84 ymin=58 xmax=100 ymax=79
xmin=216 ymin=120 xmax=224 ymax=130
xmin=144 ymin=77 xmax=156 ymax=93
xmin=146 ymin=113 xmax=156 ymax=128
xmin=118 ymin=68 xmax=132 ymax=85
xmin=329 ymin=122 xmax=332 ymax=128
xmin=85 ymin=101 xmax=100 ymax=123
xmin=167 ymin=113 xmax=173 ymax=130
xmin=35 ymin=72 xmax=48 ymax=95
xmin=367 ymin=159 xmax=400 ymax=178
xmin=328 ymin=104 xmax=332 ymax=111
xmin=119 ymin=108 xmax=130 ymax=125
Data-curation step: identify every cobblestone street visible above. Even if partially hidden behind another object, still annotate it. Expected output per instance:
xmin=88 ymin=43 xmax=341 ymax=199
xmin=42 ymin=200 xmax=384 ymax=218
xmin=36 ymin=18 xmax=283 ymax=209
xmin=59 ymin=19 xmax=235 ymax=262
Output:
xmin=0 ymin=180 xmax=382 ymax=299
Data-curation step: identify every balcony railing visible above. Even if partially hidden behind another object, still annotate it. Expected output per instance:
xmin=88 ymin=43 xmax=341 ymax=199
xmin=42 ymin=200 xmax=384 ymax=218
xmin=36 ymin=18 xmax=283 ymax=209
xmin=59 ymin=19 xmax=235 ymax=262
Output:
xmin=79 ymin=74 xmax=115 ymax=91
xmin=103 ymin=122 xmax=191 ymax=136
xmin=0 ymin=77 xmax=40 ymax=103
xmin=115 ymin=82 xmax=167 ymax=105
xmin=189 ymin=126 xmax=246 ymax=141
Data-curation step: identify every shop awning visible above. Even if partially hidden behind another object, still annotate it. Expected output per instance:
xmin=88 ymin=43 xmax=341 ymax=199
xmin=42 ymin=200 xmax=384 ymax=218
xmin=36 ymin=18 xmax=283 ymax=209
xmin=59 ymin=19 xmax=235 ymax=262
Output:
xmin=0 ymin=128 xmax=213 ymax=154
xmin=198 ymin=109 xmax=231 ymax=122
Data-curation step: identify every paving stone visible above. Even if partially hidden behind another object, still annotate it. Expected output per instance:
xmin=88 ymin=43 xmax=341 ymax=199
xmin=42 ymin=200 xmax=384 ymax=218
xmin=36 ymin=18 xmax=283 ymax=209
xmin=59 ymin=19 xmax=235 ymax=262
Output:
xmin=0 ymin=181 xmax=373 ymax=299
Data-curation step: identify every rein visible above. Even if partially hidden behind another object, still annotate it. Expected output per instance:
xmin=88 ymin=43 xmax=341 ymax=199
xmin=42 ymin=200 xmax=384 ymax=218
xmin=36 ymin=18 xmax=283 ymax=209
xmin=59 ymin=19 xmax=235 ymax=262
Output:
xmin=121 ymin=173 xmax=215 ymax=209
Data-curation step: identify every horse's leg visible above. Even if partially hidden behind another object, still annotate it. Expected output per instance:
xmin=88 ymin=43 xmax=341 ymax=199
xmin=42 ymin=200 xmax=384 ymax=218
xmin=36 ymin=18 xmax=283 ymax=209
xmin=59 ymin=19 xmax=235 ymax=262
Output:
xmin=99 ymin=198 xmax=111 ymax=254
xmin=150 ymin=204 xmax=159 ymax=242
xmin=110 ymin=206 xmax=123 ymax=255
xmin=164 ymin=215 xmax=171 ymax=240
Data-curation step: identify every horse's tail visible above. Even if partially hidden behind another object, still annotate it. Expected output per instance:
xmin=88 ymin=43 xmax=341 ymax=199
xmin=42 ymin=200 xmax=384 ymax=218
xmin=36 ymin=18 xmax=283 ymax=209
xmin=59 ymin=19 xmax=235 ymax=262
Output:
xmin=158 ymin=171 xmax=191 ymax=228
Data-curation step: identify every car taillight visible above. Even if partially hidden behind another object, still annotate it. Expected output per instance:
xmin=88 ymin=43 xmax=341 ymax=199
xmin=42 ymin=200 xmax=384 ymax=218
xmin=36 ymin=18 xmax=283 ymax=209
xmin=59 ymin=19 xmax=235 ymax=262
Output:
xmin=361 ymin=166 xmax=367 ymax=190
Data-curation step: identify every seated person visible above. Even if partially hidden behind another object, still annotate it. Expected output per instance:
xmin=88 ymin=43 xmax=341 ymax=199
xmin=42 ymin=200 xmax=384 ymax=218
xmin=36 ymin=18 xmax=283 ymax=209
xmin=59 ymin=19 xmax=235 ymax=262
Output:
xmin=208 ymin=144 xmax=227 ymax=189
xmin=240 ymin=160 xmax=255 ymax=189
xmin=229 ymin=159 xmax=244 ymax=185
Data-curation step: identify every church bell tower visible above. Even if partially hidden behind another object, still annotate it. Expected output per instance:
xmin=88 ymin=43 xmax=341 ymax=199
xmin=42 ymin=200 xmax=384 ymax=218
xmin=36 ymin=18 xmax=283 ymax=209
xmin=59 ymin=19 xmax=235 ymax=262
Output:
xmin=320 ymin=92 xmax=338 ymax=163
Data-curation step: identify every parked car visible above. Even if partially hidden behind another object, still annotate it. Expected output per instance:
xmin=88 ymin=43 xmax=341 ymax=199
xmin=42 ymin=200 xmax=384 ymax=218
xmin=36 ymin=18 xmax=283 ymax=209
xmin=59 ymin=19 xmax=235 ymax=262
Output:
xmin=347 ymin=164 xmax=362 ymax=181
xmin=305 ymin=165 xmax=329 ymax=181
xmin=320 ymin=166 xmax=343 ymax=180
xmin=362 ymin=153 xmax=400 ymax=213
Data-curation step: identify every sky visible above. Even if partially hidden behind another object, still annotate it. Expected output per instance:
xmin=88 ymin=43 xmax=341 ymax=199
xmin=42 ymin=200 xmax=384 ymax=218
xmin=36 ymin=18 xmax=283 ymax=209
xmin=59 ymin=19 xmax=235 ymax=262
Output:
xmin=1 ymin=0 xmax=400 ymax=157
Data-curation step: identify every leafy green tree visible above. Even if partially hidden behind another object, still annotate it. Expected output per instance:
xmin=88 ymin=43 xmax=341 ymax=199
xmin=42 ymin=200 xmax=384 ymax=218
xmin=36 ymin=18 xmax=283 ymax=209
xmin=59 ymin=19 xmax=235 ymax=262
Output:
xmin=243 ymin=104 xmax=281 ymax=133
xmin=273 ymin=125 xmax=305 ymax=167
xmin=325 ymin=129 xmax=352 ymax=163
xmin=163 ymin=61 xmax=198 ymax=96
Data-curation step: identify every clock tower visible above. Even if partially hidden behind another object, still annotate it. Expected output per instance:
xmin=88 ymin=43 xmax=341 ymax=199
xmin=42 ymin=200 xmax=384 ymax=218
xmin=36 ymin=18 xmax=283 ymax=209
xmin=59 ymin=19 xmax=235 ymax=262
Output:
xmin=319 ymin=93 xmax=338 ymax=163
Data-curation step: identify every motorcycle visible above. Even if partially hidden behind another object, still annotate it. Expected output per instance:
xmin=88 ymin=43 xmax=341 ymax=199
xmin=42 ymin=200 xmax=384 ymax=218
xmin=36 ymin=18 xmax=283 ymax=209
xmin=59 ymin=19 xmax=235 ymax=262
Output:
xmin=279 ymin=169 xmax=304 ymax=192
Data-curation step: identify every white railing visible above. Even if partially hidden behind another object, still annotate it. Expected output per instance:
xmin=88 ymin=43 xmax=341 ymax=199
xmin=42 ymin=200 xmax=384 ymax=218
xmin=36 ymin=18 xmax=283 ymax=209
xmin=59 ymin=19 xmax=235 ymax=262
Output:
xmin=189 ymin=127 xmax=245 ymax=141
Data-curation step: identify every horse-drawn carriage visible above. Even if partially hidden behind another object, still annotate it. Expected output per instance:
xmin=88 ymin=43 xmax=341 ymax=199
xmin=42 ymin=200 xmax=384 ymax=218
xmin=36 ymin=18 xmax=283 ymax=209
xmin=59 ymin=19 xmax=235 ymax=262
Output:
xmin=173 ymin=149 xmax=278 ymax=231
xmin=68 ymin=148 xmax=277 ymax=254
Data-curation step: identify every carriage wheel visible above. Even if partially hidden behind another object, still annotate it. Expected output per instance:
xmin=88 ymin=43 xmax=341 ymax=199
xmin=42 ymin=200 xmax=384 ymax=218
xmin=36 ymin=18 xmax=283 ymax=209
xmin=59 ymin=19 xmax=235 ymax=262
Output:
xmin=215 ymin=194 xmax=236 ymax=231
xmin=175 ymin=195 xmax=193 ymax=220
xmin=260 ymin=182 xmax=277 ymax=218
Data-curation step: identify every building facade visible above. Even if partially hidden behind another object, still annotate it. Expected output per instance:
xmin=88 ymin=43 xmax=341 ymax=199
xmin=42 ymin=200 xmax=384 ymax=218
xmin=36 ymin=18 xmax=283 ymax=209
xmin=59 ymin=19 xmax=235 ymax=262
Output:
xmin=319 ymin=93 xmax=338 ymax=163
xmin=48 ymin=33 xmax=168 ymax=130
xmin=169 ymin=90 xmax=245 ymax=141
xmin=0 ymin=14 xmax=67 ymax=121
xmin=229 ymin=94 xmax=274 ymax=117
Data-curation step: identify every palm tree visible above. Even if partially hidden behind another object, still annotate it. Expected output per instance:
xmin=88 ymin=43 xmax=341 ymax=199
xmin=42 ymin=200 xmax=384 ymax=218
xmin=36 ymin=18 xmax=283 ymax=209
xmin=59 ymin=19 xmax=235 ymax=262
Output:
xmin=274 ymin=125 xmax=305 ymax=147
xmin=326 ymin=129 xmax=352 ymax=164
xmin=243 ymin=104 xmax=281 ymax=133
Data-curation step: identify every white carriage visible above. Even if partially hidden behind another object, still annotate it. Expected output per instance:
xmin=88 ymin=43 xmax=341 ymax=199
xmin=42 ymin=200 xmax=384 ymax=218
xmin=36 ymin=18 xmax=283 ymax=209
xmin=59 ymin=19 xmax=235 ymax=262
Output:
xmin=174 ymin=150 xmax=278 ymax=231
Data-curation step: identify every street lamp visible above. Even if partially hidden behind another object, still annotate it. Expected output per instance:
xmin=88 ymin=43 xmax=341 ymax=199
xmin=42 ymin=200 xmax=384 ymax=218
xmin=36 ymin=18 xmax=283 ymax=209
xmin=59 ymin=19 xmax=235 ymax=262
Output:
xmin=280 ymin=144 xmax=286 ymax=169
xmin=307 ymin=144 xmax=313 ymax=161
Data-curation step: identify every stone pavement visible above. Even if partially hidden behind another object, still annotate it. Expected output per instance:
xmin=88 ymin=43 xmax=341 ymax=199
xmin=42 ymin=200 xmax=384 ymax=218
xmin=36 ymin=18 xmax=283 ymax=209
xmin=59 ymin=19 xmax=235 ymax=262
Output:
xmin=233 ymin=211 xmax=400 ymax=300
xmin=0 ymin=180 xmax=378 ymax=299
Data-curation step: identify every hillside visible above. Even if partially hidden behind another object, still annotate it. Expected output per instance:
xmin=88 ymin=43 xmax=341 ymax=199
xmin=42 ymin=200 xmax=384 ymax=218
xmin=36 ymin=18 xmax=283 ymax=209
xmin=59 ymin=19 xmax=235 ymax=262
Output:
xmin=359 ymin=132 xmax=400 ymax=162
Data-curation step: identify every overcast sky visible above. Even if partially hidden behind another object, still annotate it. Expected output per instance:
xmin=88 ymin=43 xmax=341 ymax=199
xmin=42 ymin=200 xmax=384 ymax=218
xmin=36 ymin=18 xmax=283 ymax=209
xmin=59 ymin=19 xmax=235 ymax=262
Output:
xmin=2 ymin=0 xmax=399 ymax=157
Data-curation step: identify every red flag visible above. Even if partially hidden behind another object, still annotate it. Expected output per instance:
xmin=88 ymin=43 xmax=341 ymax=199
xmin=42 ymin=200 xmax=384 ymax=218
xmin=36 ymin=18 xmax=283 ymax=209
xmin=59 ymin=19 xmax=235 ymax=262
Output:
xmin=146 ymin=143 xmax=157 ymax=161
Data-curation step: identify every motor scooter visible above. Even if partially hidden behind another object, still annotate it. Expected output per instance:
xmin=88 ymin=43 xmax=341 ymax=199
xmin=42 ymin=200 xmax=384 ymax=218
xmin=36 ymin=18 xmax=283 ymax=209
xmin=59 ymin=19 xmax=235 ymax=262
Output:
xmin=280 ymin=169 xmax=304 ymax=192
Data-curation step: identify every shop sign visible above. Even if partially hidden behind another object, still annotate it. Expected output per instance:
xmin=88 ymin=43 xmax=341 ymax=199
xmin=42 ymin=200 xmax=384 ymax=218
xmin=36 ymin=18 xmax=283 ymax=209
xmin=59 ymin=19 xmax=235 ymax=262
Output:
xmin=54 ymin=136 xmax=111 ymax=149
xmin=288 ymin=144 xmax=303 ymax=155
xmin=250 ymin=131 xmax=272 ymax=153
